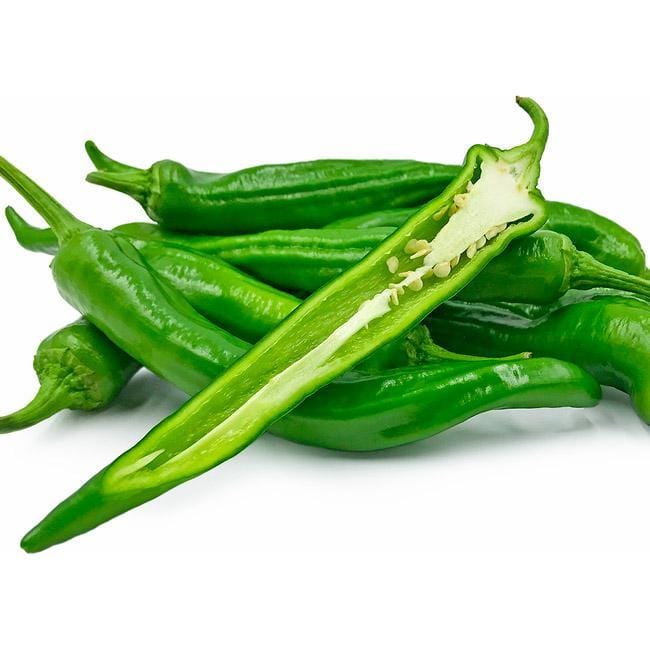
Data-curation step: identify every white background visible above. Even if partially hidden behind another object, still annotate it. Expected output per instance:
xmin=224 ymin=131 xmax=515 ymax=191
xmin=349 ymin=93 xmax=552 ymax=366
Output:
xmin=1 ymin=1 xmax=650 ymax=648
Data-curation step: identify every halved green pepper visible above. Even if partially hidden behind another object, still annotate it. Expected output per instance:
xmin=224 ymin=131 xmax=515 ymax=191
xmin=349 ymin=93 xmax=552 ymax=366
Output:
xmin=19 ymin=97 xmax=550 ymax=551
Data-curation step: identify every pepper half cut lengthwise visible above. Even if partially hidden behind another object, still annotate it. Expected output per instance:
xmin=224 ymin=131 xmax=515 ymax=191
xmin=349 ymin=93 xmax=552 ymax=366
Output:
xmin=21 ymin=97 xmax=549 ymax=552
xmin=85 ymin=143 xmax=459 ymax=234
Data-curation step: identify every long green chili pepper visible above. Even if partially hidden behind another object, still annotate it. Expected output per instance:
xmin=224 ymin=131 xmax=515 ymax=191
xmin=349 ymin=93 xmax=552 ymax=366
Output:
xmin=86 ymin=135 xmax=645 ymax=275
xmin=271 ymin=359 xmax=600 ymax=451
xmin=329 ymin=201 xmax=647 ymax=276
xmin=106 ymin=223 xmax=650 ymax=303
xmin=17 ymin=97 xmax=550 ymax=551
xmin=426 ymin=290 xmax=650 ymax=423
xmin=83 ymin=135 xmax=647 ymax=277
xmin=85 ymin=142 xmax=459 ymax=234
xmin=0 ymin=320 xmax=139 ymax=434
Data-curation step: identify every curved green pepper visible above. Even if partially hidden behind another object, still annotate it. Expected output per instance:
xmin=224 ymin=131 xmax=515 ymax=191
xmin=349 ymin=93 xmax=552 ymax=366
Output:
xmin=85 ymin=142 xmax=458 ymax=234
xmin=109 ymin=224 xmax=650 ymax=303
xmin=271 ymin=359 xmax=600 ymax=451
xmin=329 ymin=201 xmax=647 ymax=276
xmin=426 ymin=290 xmax=650 ymax=423
xmin=19 ymin=97 xmax=550 ymax=551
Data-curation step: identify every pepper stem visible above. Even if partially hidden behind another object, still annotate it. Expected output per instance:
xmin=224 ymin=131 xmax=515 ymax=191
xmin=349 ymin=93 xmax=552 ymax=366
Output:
xmin=405 ymin=322 xmax=531 ymax=363
xmin=0 ymin=378 xmax=74 ymax=434
xmin=5 ymin=206 xmax=59 ymax=254
xmin=85 ymin=141 xmax=149 ymax=206
xmin=515 ymin=96 xmax=550 ymax=153
xmin=0 ymin=157 xmax=90 ymax=244
xmin=572 ymin=250 xmax=650 ymax=300
xmin=499 ymin=97 xmax=550 ymax=188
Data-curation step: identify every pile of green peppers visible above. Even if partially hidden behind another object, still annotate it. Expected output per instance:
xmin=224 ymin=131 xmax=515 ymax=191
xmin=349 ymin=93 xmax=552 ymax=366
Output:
xmin=0 ymin=98 xmax=647 ymax=553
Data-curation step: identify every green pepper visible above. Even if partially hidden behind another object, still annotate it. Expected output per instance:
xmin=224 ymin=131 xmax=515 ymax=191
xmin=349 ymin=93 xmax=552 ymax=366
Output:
xmin=85 ymin=142 xmax=458 ymax=234
xmin=6 ymin=205 xmax=457 ymax=368
xmin=426 ymin=290 xmax=650 ymax=423
xmin=18 ymin=97 xmax=550 ymax=551
xmin=107 ymin=224 xmax=650 ymax=303
xmin=543 ymin=202 xmax=646 ymax=276
xmin=328 ymin=201 xmax=647 ymax=276
xmin=0 ymin=320 xmax=139 ymax=434
xmin=271 ymin=358 xmax=600 ymax=451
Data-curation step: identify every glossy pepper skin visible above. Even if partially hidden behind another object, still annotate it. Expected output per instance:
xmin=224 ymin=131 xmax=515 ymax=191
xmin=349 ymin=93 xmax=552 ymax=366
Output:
xmin=544 ymin=201 xmax=646 ymax=276
xmin=271 ymin=359 xmax=600 ymax=451
xmin=85 ymin=141 xmax=459 ymax=234
xmin=0 ymin=158 xmax=251 ymax=396
xmin=113 ymin=224 xmax=396 ymax=295
xmin=0 ymin=320 xmax=139 ymax=434
xmin=111 ymin=223 xmax=650 ymax=302
xmin=454 ymin=230 xmax=650 ymax=303
xmin=6 ymin=207 xmax=300 ymax=343
xmin=426 ymin=290 xmax=650 ymax=423
xmin=329 ymin=201 xmax=647 ymax=276
xmin=21 ymin=98 xmax=550 ymax=552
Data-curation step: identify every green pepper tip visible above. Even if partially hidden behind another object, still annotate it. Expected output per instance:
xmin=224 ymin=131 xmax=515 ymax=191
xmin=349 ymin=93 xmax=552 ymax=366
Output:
xmin=85 ymin=140 xmax=142 ymax=175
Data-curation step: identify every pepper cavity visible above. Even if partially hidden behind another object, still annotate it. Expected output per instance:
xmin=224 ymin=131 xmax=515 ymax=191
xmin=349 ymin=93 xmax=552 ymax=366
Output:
xmin=380 ymin=158 xmax=540 ymax=307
